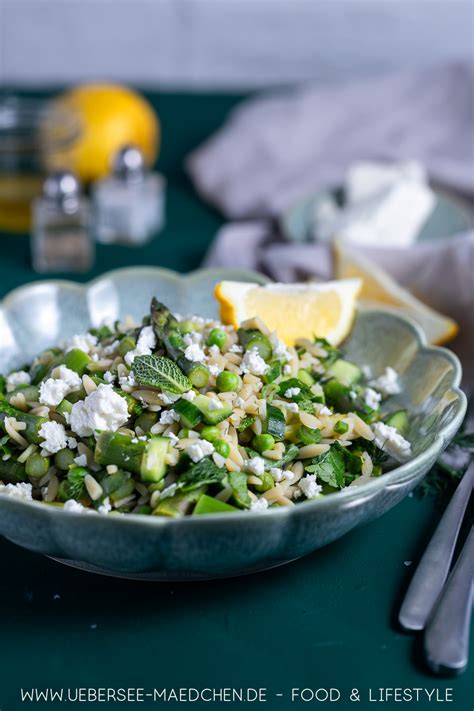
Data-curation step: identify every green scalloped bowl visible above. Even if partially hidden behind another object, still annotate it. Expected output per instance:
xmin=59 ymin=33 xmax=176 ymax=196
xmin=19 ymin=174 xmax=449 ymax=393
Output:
xmin=0 ymin=267 xmax=466 ymax=580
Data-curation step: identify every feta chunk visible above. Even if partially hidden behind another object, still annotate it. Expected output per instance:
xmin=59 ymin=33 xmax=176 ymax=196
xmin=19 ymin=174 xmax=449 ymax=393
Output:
xmin=38 ymin=421 xmax=69 ymax=455
xmin=370 ymin=367 xmax=401 ymax=396
xmin=317 ymin=405 xmax=332 ymax=416
xmin=103 ymin=371 xmax=115 ymax=384
xmin=284 ymin=387 xmax=300 ymax=398
xmin=372 ymin=422 xmax=411 ymax=461
xmin=124 ymin=326 xmax=156 ymax=366
xmin=0 ymin=482 xmax=33 ymax=500
xmin=159 ymin=391 xmax=180 ymax=405
xmin=185 ymin=439 xmax=215 ymax=463
xmin=246 ymin=456 xmax=265 ymax=476
xmin=250 ymin=497 xmax=269 ymax=513
xmin=6 ymin=370 xmax=31 ymax=392
xmin=181 ymin=390 xmax=196 ymax=402
xmin=241 ymin=348 xmax=269 ymax=376
xmin=270 ymin=334 xmax=291 ymax=361
xmin=64 ymin=333 xmax=98 ymax=354
xmin=299 ymin=474 xmax=323 ymax=499
xmin=364 ymin=387 xmax=382 ymax=410
xmin=159 ymin=409 xmax=180 ymax=425
xmin=184 ymin=343 xmax=206 ymax=363
xmin=69 ymin=384 xmax=129 ymax=437
xmin=63 ymin=499 xmax=85 ymax=513
xmin=73 ymin=454 xmax=88 ymax=467
xmin=285 ymin=402 xmax=299 ymax=413
xmin=39 ymin=365 xmax=82 ymax=407
xmin=208 ymin=398 xmax=223 ymax=411
xmin=270 ymin=467 xmax=283 ymax=482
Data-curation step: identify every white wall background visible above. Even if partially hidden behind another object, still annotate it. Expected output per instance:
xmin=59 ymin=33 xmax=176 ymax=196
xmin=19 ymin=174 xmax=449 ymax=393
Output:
xmin=0 ymin=0 xmax=472 ymax=89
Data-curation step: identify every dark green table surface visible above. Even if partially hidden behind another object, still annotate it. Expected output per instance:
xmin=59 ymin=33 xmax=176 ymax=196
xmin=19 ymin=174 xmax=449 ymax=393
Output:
xmin=0 ymin=91 xmax=472 ymax=711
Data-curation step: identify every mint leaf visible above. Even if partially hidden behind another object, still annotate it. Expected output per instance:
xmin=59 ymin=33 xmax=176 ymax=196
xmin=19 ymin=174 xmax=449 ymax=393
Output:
xmin=179 ymin=458 xmax=226 ymax=492
xmin=133 ymin=355 xmax=191 ymax=394
xmin=306 ymin=445 xmax=345 ymax=488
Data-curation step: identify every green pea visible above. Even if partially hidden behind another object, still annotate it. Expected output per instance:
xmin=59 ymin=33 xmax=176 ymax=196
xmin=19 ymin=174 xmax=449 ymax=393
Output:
xmin=253 ymin=471 xmax=274 ymax=493
xmin=252 ymin=434 xmax=275 ymax=453
xmin=178 ymin=320 xmax=196 ymax=335
xmin=214 ymin=439 xmax=230 ymax=458
xmin=25 ymin=452 xmax=50 ymax=479
xmin=216 ymin=371 xmax=240 ymax=392
xmin=168 ymin=330 xmax=184 ymax=349
xmin=207 ymin=328 xmax=226 ymax=349
xmin=135 ymin=412 xmax=158 ymax=433
xmin=201 ymin=426 xmax=220 ymax=442
xmin=334 ymin=420 xmax=349 ymax=435
xmin=54 ymin=448 xmax=75 ymax=471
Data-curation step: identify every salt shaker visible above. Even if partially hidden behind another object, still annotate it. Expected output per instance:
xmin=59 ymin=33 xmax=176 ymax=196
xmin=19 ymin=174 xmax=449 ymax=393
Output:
xmin=31 ymin=171 xmax=93 ymax=273
xmin=92 ymin=145 xmax=165 ymax=246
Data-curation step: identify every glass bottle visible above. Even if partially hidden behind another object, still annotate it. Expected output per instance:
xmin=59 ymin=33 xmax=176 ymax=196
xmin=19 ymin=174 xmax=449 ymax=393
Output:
xmin=31 ymin=171 xmax=93 ymax=273
xmin=92 ymin=145 xmax=165 ymax=246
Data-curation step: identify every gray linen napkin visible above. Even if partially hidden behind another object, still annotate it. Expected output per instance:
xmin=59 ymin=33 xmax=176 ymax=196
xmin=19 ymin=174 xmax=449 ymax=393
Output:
xmin=203 ymin=224 xmax=474 ymax=386
xmin=187 ymin=63 xmax=474 ymax=219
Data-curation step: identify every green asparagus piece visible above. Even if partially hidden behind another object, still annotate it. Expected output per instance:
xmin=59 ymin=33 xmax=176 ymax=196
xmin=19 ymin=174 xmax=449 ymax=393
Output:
xmin=150 ymin=298 xmax=210 ymax=387
xmin=0 ymin=401 xmax=48 ymax=444
xmin=152 ymin=486 xmax=206 ymax=518
xmin=94 ymin=431 xmax=169 ymax=482
xmin=0 ymin=458 xmax=27 ymax=483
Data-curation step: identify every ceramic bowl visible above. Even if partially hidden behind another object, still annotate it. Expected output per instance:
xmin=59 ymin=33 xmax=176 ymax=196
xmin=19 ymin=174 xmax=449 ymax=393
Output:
xmin=0 ymin=267 xmax=466 ymax=580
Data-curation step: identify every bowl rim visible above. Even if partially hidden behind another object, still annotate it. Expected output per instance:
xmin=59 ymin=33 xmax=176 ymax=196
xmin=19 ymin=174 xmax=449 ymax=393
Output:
xmin=0 ymin=266 xmax=467 ymax=527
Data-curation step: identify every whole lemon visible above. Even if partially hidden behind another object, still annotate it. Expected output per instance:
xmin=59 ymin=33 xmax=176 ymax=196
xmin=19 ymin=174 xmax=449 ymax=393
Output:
xmin=49 ymin=84 xmax=160 ymax=183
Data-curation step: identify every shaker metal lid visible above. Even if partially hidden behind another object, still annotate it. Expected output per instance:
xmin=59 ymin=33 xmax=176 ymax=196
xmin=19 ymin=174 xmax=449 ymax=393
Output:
xmin=43 ymin=170 xmax=81 ymax=212
xmin=112 ymin=145 xmax=145 ymax=182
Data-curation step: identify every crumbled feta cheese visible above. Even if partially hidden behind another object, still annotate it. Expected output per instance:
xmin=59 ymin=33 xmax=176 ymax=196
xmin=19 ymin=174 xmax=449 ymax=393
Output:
xmin=6 ymin=370 xmax=31 ymax=392
xmin=250 ymin=497 xmax=269 ymax=513
xmin=271 ymin=334 xmax=292 ymax=362
xmin=67 ymin=437 xmax=78 ymax=449
xmin=183 ymin=331 xmax=203 ymax=347
xmin=160 ymin=391 xmax=181 ymax=405
xmin=164 ymin=431 xmax=179 ymax=446
xmin=0 ymin=482 xmax=32 ymax=500
xmin=186 ymin=439 xmax=215 ymax=463
xmin=119 ymin=373 xmax=136 ymax=390
xmin=208 ymin=364 xmax=221 ymax=376
xmin=241 ymin=348 xmax=269 ymax=376
xmin=208 ymin=399 xmax=223 ymax=411
xmin=184 ymin=343 xmax=206 ymax=363
xmin=208 ymin=344 xmax=221 ymax=357
xmin=299 ymin=474 xmax=323 ymax=499
xmin=38 ymin=421 xmax=68 ymax=454
xmin=124 ymin=326 xmax=156 ymax=366
xmin=181 ymin=390 xmax=196 ymax=402
xmin=364 ymin=387 xmax=382 ymax=410
xmin=317 ymin=405 xmax=332 ymax=416
xmin=370 ymin=366 xmax=401 ymax=396
xmin=73 ymin=454 xmax=88 ymax=467
xmin=65 ymin=333 xmax=98 ymax=354
xmin=282 ymin=470 xmax=297 ymax=484
xmin=103 ymin=371 xmax=115 ymax=384
xmin=246 ymin=456 xmax=265 ymax=476
xmin=39 ymin=365 xmax=82 ymax=407
xmin=285 ymin=403 xmax=299 ymax=413
xmin=372 ymin=422 xmax=412 ymax=461
xmin=283 ymin=364 xmax=292 ymax=375
xmin=229 ymin=344 xmax=243 ymax=354
xmin=63 ymin=499 xmax=85 ymax=513
xmin=159 ymin=409 xmax=180 ymax=424
xmin=69 ymin=384 xmax=129 ymax=437
xmin=270 ymin=467 xmax=283 ymax=482
xmin=98 ymin=499 xmax=111 ymax=515
xmin=284 ymin=387 xmax=301 ymax=398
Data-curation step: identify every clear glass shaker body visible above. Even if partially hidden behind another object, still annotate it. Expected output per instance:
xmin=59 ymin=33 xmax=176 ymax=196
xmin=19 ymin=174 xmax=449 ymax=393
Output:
xmin=31 ymin=172 xmax=93 ymax=273
xmin=92 ymin=146 xmax=165 ymax=246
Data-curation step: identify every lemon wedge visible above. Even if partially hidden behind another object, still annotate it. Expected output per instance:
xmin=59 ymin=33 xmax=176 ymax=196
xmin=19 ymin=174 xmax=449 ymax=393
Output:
xmin=214 ymin=278 xmax=362 ymax=346
xmin=334 ymin=241 xmax=458 ymax=345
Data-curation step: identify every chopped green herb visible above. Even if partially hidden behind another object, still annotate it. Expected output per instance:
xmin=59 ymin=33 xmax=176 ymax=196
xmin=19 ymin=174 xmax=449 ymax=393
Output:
xmin=133 ymin=355 xmax=191 ymax=394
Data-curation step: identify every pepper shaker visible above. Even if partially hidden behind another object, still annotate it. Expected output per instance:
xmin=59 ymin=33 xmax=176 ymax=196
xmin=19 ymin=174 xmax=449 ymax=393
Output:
xmin=31 ymin=171 xmax=93 ymax=273
xmin=92 ymin=145 xmax=165 ymax=246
